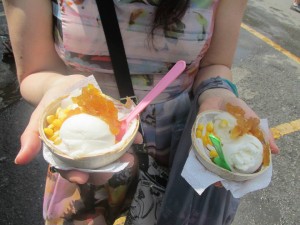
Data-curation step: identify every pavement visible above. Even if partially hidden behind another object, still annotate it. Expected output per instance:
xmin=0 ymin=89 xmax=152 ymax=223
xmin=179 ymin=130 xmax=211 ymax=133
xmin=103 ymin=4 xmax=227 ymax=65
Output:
xmin=0 ymin=0 xmax=299 ymax=225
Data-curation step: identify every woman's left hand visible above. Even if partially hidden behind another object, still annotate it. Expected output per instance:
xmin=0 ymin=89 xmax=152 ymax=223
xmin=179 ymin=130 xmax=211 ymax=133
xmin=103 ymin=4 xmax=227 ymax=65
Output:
xmin=197 ymin=88 xmax=279 ymax=154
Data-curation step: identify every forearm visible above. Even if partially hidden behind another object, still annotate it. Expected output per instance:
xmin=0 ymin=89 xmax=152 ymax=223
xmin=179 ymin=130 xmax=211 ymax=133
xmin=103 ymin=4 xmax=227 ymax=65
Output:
xmin=3 ymin=0 xmax=73 ymax=105
xmin=192 ymin=0 xmax=247 ymax=103
xmin=20 ymin=72 xmax=72 ymax=106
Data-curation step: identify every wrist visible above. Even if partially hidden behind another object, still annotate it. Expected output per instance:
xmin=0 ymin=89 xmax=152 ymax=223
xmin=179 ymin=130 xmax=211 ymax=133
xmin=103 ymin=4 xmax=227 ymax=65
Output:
xmin=193 ymin=76 xmax=238 ymax=104
xmin=20 ymin=74 xmax=85 ymax=105
xmin=198 ymin=88 xmax=236 ymax=106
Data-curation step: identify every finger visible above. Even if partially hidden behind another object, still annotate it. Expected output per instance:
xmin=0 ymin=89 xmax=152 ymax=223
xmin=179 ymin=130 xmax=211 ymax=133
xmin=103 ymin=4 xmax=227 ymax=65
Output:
xmin=214 ymin=181 xmax=223 ymax=188
xmin=57 ymin=153 xmax=136 ymax=185
xmin=15 ymin=128 xmax=42 ymax=164
xmin=89 ymin=153 xmax=136 ymax=185
xmin=58 ymin=170 xmax=90 ymax=184
xmin=15 ymin=107 xmax=43 ymax=164
xmin=119 ymin=152 xmax=136 ymax=167
xmin=133 ymin=132 xmax=143 ymax=144
xmin=15 ymin=89 xmax=63 ymax=164
xmin=268 ymin=132 xmax=280 ymax=154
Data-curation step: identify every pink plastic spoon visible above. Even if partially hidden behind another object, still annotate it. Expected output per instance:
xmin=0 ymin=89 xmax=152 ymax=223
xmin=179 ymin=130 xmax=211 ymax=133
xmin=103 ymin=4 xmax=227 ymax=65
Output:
xmin=117 ymin=60 xmax=186 ymax=141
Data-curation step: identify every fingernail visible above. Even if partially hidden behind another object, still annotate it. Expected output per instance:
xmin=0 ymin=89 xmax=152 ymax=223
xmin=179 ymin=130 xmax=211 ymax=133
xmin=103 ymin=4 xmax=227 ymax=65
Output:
xmin=14 ymin=155 xmax=20 ymax=164
xmin=68 ymin=177 xmax=77 ymax=183
xmin=69 ymin=177 xmax=85 ymax=184
xmin=14 ymin=147 xmax=24 ymax=164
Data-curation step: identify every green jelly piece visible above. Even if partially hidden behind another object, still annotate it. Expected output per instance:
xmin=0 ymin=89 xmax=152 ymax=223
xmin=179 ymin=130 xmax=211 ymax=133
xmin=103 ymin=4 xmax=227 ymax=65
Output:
xmin=214 ymin=157 xmax=231 ymax=171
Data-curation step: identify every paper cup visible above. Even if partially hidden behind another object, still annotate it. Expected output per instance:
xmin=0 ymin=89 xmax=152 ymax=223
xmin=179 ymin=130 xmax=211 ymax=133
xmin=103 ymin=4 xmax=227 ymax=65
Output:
xmin=191 ymin=110 xmax=271 ymax=182
xmin=39 ymin=95 xmax=139 ymax=170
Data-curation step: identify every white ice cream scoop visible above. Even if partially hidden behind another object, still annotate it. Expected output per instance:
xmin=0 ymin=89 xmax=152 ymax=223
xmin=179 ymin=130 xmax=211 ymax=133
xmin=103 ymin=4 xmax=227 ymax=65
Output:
xmin=59 ymin=113 xmax=115 ymax=158
xmin=222 ymin=134 xmax=263 ymax=174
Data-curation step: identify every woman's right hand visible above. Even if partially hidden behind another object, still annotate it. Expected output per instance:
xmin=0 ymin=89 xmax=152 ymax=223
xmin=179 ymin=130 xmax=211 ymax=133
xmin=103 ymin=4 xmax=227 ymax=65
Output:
xmin=15 ymin=74 xmax=143 ymax=185
xmin=15 ymin=74 xmax=86 ymax=165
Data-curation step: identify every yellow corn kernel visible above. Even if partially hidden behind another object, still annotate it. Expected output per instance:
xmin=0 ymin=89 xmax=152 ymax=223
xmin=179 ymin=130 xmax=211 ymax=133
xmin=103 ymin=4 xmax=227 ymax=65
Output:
xmin=206 ymin=133 xmax=212 ymax=146
xmin=52 ymin=126 xmax=59 ymax=132
xmin=55 ymin=107 xmax=62 ymax=116
xmin=53 ymin=137 xmax=62 ymax=145
xmin=49 ymin=132 xmax=59 ymax=141
xmin=47 ymin=124 xmax=54 ymax=130
xmin=46 ymin=115 xmax=56 ymax=124
xmin=219 ymin=119 xmax=228 ymax=128
xmin=58 ymin=112 xmax=67 ymax=121
xmin=202 ymin=135 xmax=208 ymax=146
xmin=209 ymin=150 xmax=218 ymax=158
xmin=49 ymin=136 xmax=55 ymax=142
xmin=206 ymin=122 xmax=214 ymax=133
xmin=196 ymin=130 xmax=202 ymax=138
xmin=87 ymin=83 xmax=94 ymax=90
xmin=44 ymin=128 xmax=54 ymax=137
xmin=197 ymin=124 xmax=204 ymax=132
xmin=52 ymin=119 xmax=62 ymax=128
xmin=58 ymin=108 xmax=70 ymax=121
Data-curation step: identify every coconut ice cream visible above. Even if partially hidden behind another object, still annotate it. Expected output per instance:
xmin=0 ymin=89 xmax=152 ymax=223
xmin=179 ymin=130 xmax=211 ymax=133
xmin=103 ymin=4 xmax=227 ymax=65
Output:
xmin=222 ymin=134 xmax=263 ymax=173
xmin=58 ymin=113 xmax=115 ymax=158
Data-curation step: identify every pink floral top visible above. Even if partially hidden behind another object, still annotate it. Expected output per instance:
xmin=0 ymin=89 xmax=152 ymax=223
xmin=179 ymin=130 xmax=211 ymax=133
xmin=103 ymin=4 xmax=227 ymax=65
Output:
xmin=44 ymin=1 xmax=221 ymax=224
xmin=52 ymin=0 xmax=219 ymax=102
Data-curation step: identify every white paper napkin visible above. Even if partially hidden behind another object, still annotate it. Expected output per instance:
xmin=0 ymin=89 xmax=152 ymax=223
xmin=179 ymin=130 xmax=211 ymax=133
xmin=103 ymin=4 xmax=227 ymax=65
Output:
xmin=43 ymin=144 xmax=129 ymax=173
xmin=181 ymin=149 xmax=272 ymax=198
xmin=182 ymin=118 xmax=273 ymax=198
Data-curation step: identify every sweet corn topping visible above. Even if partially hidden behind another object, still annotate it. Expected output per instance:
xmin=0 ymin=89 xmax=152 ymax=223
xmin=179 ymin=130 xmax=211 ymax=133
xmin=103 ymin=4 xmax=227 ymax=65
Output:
xmin=52 ymin=119 xmax=62 ymax=129
xmin=196 ymin=130 xmax=202 ymax=138
xmin=46 ymin=115 xmax=55 ymax=124
xmin=53 ymin=137 xmax=62 ymax=145
xmin=47 ymin=124 xmax=54 ymax=130
xmin=49 ymin=132 xmax=59 ymax=142
xmin=197 ymin=124 xmax=204 ymax=131
xmin=219 ymin=119 xmax=228 ymax=128
xmin=202 ymin=135 xmax=209 ymax=146
xmin=44 ymin=128 xmax=54 ymax=137
xmin=209 ymin=149 xmax=218 ymax=158
xmin=206 ymin=122 xmax=214 ymax=132
xmin=196 ymin=122 xmax=214 ymax=147
xmin=196 ymin=122 xmax=217 ymax=160
xmin=205 ymin=133 xmax=212 ymax=146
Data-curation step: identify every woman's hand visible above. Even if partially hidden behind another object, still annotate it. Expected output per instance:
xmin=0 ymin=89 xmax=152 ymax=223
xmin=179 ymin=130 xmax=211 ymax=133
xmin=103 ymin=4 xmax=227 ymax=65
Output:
xmin=15 ymin=75 xmax=143 ymax=185
xmin=15 ymin=75 xmax=86 ymax=164
xmin=198 ymin=88 xmax=280 ymax=154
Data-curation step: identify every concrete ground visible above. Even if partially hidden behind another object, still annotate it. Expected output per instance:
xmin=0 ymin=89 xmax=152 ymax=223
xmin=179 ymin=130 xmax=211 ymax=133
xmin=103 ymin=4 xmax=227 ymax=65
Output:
xmin=0 ymin=0 xmax=299 ymax=225
xmin=232 ymin=1 xmax=300 ymax=225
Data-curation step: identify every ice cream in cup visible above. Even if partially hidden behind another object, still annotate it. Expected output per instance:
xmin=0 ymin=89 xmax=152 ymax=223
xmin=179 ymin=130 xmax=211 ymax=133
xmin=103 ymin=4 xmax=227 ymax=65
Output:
xmin=191 ymin=103 xmax=271 ymax=182
xmin=39 ymin=83 xmax=139 ymax=169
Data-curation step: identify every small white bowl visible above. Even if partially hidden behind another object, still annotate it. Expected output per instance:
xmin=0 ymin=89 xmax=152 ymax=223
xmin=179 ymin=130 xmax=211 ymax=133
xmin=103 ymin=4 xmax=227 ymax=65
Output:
xmin=191 ymin=110 xmax=271 ymax=182
xmin=39 ymin=96 xmax=139 ymax=169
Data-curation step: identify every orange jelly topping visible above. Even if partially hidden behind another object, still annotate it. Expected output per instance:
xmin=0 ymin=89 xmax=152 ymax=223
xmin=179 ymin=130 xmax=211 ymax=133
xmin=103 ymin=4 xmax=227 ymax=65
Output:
xmin=70 ymin=84 xmax=121 ymax=135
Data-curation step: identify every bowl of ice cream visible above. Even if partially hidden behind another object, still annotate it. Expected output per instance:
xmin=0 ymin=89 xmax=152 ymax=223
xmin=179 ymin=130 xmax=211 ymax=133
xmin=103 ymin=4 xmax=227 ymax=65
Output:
xmin=191 ymin=103 xmax=271 ymax=181
xmin=39 ymin=84 xmax=139 ymax=169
